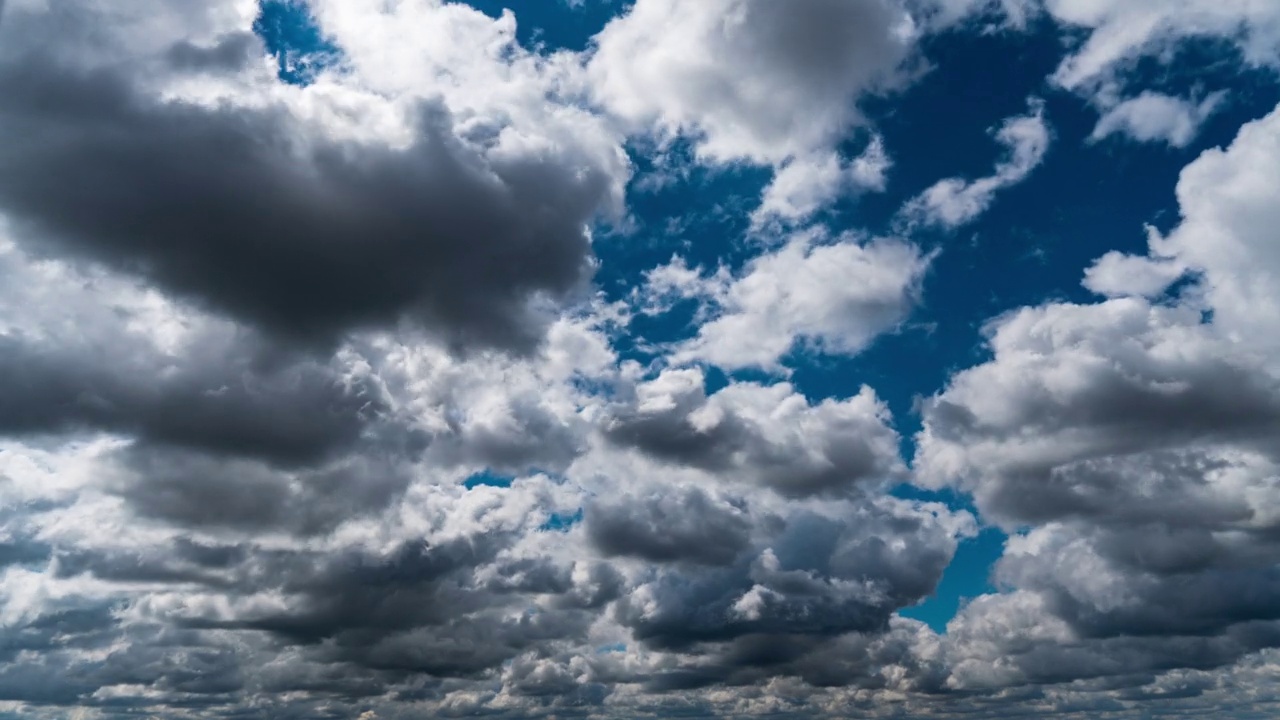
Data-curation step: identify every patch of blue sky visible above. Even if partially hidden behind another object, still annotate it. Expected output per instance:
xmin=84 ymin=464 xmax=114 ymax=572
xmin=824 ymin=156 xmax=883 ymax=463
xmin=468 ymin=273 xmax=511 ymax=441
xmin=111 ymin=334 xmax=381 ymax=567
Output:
xmin=899 ymin=528 xmax=1006 ymax=633
xmin=540 ymin=508 xmax=584 ymax=533
xmin=460 ymin=0 xmax=620 ymax=52
xmin=252 ymin=0 xmax=339 ymax=85
xmin=463 ymin=470 xmax=516 ymax=490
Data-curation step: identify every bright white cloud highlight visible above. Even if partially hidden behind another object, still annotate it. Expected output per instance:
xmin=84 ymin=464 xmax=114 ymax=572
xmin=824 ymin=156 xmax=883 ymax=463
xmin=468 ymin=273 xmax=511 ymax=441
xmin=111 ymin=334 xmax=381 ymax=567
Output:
xmin=657 ymin=231 xmax=931 ymax=371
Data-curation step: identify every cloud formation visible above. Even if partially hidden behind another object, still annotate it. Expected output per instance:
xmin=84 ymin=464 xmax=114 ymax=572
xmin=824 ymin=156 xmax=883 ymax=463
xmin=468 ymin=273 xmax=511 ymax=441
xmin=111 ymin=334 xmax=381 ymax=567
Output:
xmin=916 ymin=101 xmax=1280 ymax=697
xmin=656 ymin=232 xmax=930 ymax=371
xmin=0 ymin=0 xmax=627 ymax=353
xmin=901 ymin=99 xmax=1050 ymax=229
xmin=2 ymin=0 xmax=1280 ymax=718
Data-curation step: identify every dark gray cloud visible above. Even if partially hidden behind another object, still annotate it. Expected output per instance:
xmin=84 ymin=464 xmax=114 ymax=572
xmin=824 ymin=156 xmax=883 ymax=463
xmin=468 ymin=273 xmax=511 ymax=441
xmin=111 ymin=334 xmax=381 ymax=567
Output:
xmin=0 ymin=331 xmax=386 ymax=466
xmin=612 ymin=503 xmax=962 ymax=653
xmin=0 ymin=0 xmax=624 ymax=355
xmin=586 ymin=487 xmax=752 ymax=566
xmin=110 ymin=445 xmax=416 ymax=535
xmin=0 ymin=59 xmax=609 ymax=352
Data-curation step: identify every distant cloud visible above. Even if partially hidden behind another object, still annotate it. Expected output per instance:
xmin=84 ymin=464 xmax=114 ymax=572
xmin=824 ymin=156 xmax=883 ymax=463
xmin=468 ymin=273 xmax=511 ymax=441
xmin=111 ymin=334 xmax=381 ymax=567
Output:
xmin=1091 ymin=91 xmax=1227 ymax=147
xmin=901 ymin=98 xmax=1050 ymax=229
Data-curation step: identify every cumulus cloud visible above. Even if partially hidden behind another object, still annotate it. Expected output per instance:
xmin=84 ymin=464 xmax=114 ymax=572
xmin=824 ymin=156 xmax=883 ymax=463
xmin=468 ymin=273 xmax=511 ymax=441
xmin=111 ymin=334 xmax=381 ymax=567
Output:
xmin=6 ymin=0 xmax=1280 ymax=717
xmin=659 ymin=231 xmax=931 ymax=371
xmin=0 ymin=0 xmax=628 ymax=354
xmin=901 ymin=99 xmax=1050 ymax=229
xmin=589 ymin=0 xmax=916 ymax=165
xmin=603 ymin=367 xmax=906 ymax=497
xmin=916 ymin=101 xmax=1280 ymax=693
xmin=589 ymin=0 xmax=1045 ymax=220
xmin=588 ymin=0 xmax=925 ymax=221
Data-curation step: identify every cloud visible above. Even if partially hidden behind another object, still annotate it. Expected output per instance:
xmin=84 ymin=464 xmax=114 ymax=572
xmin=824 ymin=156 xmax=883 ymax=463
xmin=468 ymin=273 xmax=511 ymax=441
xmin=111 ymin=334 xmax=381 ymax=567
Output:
xmin=1041 ymin=0 xmax=1280 ymax=139
xmin=1090 ymin=91 xmax=1227 ymax=147
xmin=0 ymin=0 xmax=628 ymax=354
xmin=1045 ymin=0 xmax=1280 ymax=95
xmin=603 ymin=367 xmax=906 ymax=497
xmin=4 ymin=0 xmax=1280 ymax=717
xmin=588 ymin=0 xmax=1042 ymax=222
xmin=660 ymin=231 xmax=930 ymax=371
xmin=901 ymin=98 xmax=1050 ymax=229
xmin=1153 ymin=102 xmax=1280 ymax=351
xmin=589 ymin=0 xmax=917 ymax=165
xmin=1082 ymin=249 xmax=1187 ymax=298
xmin=915 ymin=101 xmax=1280 ymax=692
xmin=753 ymin=137 xmax=892 ymax=225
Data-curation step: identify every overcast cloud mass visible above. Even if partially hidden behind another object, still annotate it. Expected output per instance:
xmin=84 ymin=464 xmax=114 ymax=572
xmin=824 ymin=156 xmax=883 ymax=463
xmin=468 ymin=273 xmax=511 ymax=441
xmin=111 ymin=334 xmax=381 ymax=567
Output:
xmin=1 ymin=0 xmax=1279 ymax=718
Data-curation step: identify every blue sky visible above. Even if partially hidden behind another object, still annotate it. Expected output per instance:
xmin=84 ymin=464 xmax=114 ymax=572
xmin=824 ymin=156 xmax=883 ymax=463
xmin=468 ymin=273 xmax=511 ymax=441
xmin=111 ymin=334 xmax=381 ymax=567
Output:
xmin=3 ymin=0 xmax=1280 ymax=718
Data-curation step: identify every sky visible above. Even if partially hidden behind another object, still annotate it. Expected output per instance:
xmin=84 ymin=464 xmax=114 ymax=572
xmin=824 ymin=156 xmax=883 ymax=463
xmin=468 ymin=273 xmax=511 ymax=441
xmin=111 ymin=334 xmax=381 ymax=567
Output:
xmin=1 ymin=0 xmax=1280 ymax=718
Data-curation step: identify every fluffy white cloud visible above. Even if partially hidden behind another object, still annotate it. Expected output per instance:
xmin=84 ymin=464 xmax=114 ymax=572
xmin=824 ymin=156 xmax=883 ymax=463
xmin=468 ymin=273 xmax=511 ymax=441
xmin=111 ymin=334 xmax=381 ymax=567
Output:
xmin=1154 ymin=101 xmax=1280 ymax=351
xmin=656 ymin=231 xmax=930 ymax=371
xmin=1082 ymin=249 xmax=1186 ymax=298
xmin=753 ymin=137 xmax=891 ymax=225
xmin=589 ymin=0 xmax=917 ymax=165
xmin=901 ymin=99 xmax=1050 ymax=229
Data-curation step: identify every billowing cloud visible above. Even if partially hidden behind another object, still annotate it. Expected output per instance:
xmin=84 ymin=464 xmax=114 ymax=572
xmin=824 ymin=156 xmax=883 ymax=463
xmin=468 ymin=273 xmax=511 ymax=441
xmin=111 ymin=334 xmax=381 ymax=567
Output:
xmin=4 ymin=0 xmax=1280 ymax=717
xmin=589 ymin=0 xmax=917 ymax=165
xmin=603 ymin=367 xmax=906 ymax=497
xmin=655 ymin=231 xmax=930 ymax=371
xmin=916 ymin=102 xmax=1280 ymax=694
xmin=0 ymin=0 xmax=628 ymax=353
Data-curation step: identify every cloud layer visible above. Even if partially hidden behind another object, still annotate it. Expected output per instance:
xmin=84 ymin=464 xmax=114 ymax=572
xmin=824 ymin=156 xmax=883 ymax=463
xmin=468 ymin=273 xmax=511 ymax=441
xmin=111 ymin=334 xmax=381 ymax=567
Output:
xmin=1 ymin=0 xmax=1280 ymax=718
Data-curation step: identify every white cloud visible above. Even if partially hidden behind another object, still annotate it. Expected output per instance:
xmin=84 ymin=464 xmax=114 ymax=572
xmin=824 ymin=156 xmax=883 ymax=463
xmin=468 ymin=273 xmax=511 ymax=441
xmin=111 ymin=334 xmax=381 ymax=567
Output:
xmin=901 ymin=98 xmax=1050 ymax=229
xmin=1155 ymin=101 xmax=1280 ymax=351
xmin=589 ymin=0 xmax=917 ymax=165
xmin=1082 ymin=248 xmax=1187 ymax=298
xmin=588 ymin=0 xmax=918 ymax=218
xmin=1090 ymin=91 xmax=1227 ymax=147
xmin=661 ymin=231 xmax=931 ymax=371
xmin=1045 ymin=0 xmax=1280 ymax=95
xmin=753 ymin=137 xmax=891 ymax=225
